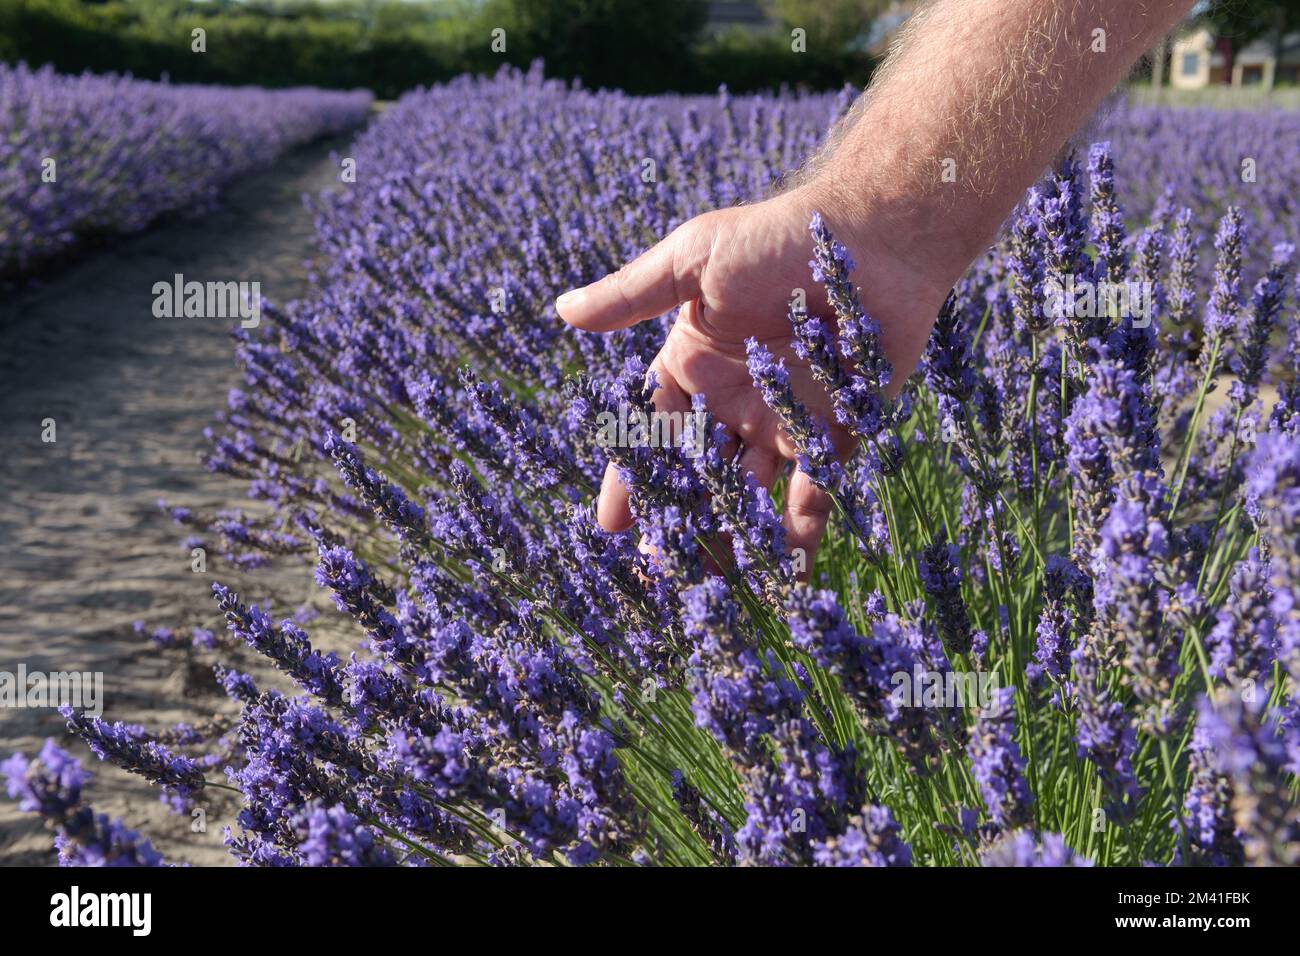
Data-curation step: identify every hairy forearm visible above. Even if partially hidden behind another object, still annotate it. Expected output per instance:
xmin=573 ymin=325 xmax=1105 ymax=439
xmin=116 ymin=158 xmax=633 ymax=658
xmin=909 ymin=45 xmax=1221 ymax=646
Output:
xmin=805 ymin=0 xmax=1195 ymax=279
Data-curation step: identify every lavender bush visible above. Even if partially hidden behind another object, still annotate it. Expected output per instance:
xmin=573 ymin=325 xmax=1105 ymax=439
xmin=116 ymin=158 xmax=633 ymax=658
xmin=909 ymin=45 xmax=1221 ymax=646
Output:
xmin=1102 ymin=104 xmax=1300 ymax=253
xmin=7 ymin=67 xmax=1299 ymax=866
xmin=0 ymin=63 xmax=372 ymax=276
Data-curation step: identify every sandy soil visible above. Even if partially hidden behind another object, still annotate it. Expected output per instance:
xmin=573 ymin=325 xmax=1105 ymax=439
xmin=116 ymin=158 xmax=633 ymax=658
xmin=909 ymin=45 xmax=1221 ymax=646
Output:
xmin=0 ymin=133 xmax=359 ymax=866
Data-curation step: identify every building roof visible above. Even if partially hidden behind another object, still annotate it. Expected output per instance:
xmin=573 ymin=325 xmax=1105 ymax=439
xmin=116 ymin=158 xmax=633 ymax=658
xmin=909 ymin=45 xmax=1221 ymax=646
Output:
xmin=1235 ymin=31 xmax=1300 ymax=66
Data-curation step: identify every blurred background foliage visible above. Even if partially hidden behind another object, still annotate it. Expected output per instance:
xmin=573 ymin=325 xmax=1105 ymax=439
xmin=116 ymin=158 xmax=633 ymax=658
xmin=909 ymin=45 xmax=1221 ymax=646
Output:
xmin=0 ymin=0 xmax=881 ymax=97
xmin=0 ymin=0 xmax=1293 ymax=99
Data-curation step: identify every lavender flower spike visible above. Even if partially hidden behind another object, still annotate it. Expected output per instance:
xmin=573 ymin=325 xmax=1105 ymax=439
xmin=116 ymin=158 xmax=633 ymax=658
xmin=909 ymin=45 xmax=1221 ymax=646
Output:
xmin=967 ymin=688 xmax=1034 ymax=829
xmin=4 ymin=741 xmax=168 ymax=866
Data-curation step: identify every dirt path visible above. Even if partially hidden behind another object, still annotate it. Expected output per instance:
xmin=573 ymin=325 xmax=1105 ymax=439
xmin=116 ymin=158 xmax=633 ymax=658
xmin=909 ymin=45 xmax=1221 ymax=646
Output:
xmin=0 ymin=132 xmax=359 ymax=865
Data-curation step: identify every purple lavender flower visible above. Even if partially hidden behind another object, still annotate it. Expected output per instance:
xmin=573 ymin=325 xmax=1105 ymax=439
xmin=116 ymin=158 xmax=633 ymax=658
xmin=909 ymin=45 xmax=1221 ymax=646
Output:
xmin=213 ymin=583 xmax=346 ymax=705
xmin=1234 ymin=242 xmax=1294 ymax=392
xmin=1087 ymin=141 xmax=1127 ymax=284
xmin=1152 ymin=207 xmax=1200 ymax=420
xmin=62 ymin=708 xmax=205 ymax=799
xmin=1195 ymin=693 xmax=1299 ymax=866
xmin=1181 ymin=718 xmax=1245 ymax=866
xmin=683 ymin=578 xmax=794 ymax=759
xmin=0 ymin=64 xmax=371 ymax=275
xmin=811 ymin=806 xmax=912 ymax=867
xmin=1166 ymin=207 xmax=1199 ymax=326
xmin=967 ymin=688 xmax=1033 ymax=829
xmin=691 ymin=404 xmax=795 ymax=601
xmin=686 ymin=580 xmax=909 ymax=865
xmin=297 ymin=803 xmax=397 ymax=867
xmin=1071 ymin=645 xmax=1140 ymax=813
xmin=786 ymin=587 xmax=955 ymax=768
xmin=745 ymin=338 xmax=843 ymax=491
xmin=1206 ymin=552 xmax=1276 ymax=685
xmin=918 ymin=535 xmax=974 ymax=656
xmin=1032 ymin=556 xmax=1083 ymax=683
xmin=1007 ymin=190 xmax=1048 ymax=333
xmin=1065 ymin=354 xmax=1163 ymax=574
xmin=1041 ymin=153 xmax=1102 ymax=349
xmin=980 ymin=830 xmax=1092 ymax=867
xmin=1245 ymin=430 xmax=1300 ymax=686
xmin=1090 ymin=497 xmax=1179 ymax=716
xmin=808 ymin=212 xmax=892 ymax=392
xmin=1204 ymin=207 xmax=1246 ymax=345
xmin=4 ymin=742 xmax=167 ymax=866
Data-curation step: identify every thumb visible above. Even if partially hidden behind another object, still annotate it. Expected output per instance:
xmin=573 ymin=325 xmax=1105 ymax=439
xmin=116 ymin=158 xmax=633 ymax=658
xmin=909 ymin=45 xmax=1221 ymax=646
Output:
xmin=555 ymin=219 xmax=706 ymax=332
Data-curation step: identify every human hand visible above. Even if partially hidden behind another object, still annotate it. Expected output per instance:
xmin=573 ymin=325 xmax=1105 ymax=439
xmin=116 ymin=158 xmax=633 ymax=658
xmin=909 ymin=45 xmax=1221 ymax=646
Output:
xmin=555 ymin=181 xmax=956 ymax=566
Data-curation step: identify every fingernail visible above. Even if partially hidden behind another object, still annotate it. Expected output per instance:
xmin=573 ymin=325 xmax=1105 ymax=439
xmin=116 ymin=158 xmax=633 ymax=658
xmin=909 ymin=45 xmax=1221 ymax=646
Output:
xmin=555 ymin=288 xmax=585 ymax=311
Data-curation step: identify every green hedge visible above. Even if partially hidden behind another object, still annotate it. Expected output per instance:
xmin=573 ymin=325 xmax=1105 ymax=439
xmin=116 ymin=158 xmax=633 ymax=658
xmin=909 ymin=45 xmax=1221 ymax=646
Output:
xmin=0 ymin=0 xmax=469 ymax=98
xmin=0 ymin=0 xmax=875 ymax=97
xmin=695 ymin=28 xmax=871 ymax=93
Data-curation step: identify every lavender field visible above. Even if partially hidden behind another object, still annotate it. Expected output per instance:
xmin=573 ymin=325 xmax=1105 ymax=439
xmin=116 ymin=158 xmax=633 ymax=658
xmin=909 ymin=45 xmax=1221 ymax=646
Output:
xmin=0 ymin=64 xmax=371 ymax=277
xmin=3 ymin=61 xmax=1300 ymax=870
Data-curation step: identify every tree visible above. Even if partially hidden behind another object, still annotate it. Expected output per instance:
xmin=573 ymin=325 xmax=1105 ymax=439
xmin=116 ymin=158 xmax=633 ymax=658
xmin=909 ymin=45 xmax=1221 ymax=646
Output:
xmin=494 ymin=0 xmax=706 ymax=93
xmin=1206 ymin=0 xmax=1300 ymax=91
xmin=762 ymin=0 xmax=891 ymax=52
xmin=1206 ymin=0 xmax=1300 ymax=46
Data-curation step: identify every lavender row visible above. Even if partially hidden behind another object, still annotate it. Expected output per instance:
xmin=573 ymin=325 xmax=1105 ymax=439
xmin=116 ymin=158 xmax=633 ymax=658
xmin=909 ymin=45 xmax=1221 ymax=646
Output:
xmin=0 ymin=63 xmax=372 ymax=276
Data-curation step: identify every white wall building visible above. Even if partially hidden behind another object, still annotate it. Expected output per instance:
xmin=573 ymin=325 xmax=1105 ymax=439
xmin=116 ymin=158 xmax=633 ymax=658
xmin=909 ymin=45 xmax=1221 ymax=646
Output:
xmin=1170 ymin=25 xmax=1300 ymax=90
